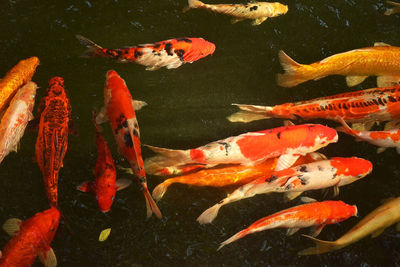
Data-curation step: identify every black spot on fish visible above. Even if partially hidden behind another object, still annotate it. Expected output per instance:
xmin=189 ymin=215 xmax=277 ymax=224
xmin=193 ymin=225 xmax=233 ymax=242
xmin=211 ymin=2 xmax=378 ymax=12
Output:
xmin=268 ymin=175 xmax=278 ymax=182
xmin=134 ymin=50 xmax=143 ymax=58
xmin=133 ymin=129 xmax=139 ymax=137
xmin=124 ymin=132 xmax=133 ymax=148
xmin=320 ymin=106 xmax=325 ymax=111
xmin=176 ymin=38 xmax=192 ymax=43
xmin=318 ymin=165 xmax=323 ymax=171
xmin=106 ymin=163 xmax=114 ymax=170
xmin=153 ymin=43 xmax=161 ymax=49
xmin=300 ymin=166 xmax=308 ymax=172
xmin=294 ymin=114 xmax=303 ymax=120
xmin=165 ymin=43 xmax=173 ymax=56
xmin=139 ymin=177 xmax=146 ymax=183
xmin=355 ymin=102 xmax=360 ymax=108
xmin=383 ymin=98 xmax=387 ymax=104
xmin=285 ymin=184 xmax=293 ymax=190
xmin=304 ymin=108 xmax=310 ymax=113
xmin=343 ymin=103 xmax=349 ymax=110
xmin=250 ymin=5 xmax=258 ymax=11
xmin=338 ymin=103 xmax=342 ymax=109
xmin=378 ymin=98 xmax=385 ymax=106
xmin=175 ymin=49 xmax=185 ymax=60
xmin=218 ymin=142 xmax=231 ymax=156
xmin=332 ymin=173 xmax=337 ymax=179
xmin=299 ymin=175 xmax=308 ymax=185
xmin=277 ymin=132 xmax=281 ymax=139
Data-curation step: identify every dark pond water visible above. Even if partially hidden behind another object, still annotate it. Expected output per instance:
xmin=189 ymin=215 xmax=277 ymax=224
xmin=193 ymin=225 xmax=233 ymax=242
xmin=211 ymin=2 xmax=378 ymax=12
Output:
xmin=1 ymin=0 xmax=400 ymax=266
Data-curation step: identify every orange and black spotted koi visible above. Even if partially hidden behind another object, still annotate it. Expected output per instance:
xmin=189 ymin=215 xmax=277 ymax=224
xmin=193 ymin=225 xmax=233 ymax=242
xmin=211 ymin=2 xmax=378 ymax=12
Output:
xmin=229 ymin=85 xmax=400 ymax=124
xmin=76 ymin=35 xmax=215 ymax=71
xmin=35 ymin=77 xmax=72 ymax=207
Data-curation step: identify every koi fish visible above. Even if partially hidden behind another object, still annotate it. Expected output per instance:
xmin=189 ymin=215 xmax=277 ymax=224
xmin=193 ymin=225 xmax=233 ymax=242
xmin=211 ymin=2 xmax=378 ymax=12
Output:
xmin=35 ymin=77 xmax=72 ymax=207
xmin=197 ymin=157 xmax=372 ymax=224
xmin=0 ymin=82 xmax=37 ymax=164
xmin=385 ymin=1 xmax=400 ymax=15
xmin=218 ymin=200 xmax=357 ymax=250
xmin=152 ymin=152 xmax=326 ymax=202
xmin=0 ymin=206 xmax=60 ymax=267
xmin=337 ymin=117 xmax=400 ymax=154
xmin=77 ymin=112 xmax=132 ymax=213
xmin=76 ymin=35 xmax=215 ymax=71
xmin=277 ymin=43 xmax=400 ymax=88
xmin=145 ymin=124 xmax=338 ymax=175
xmin=228 ymin=85 xmax=400 ymax=129
xmin=299 ymin=197 xmax=400 ymax=255
xmin=0 ymin=57 xmax=39 ymax=113
xmin=184 ymin=0 xmax=288 ymax=26
xmin=96 ymin=70 xmax=162 ymax=219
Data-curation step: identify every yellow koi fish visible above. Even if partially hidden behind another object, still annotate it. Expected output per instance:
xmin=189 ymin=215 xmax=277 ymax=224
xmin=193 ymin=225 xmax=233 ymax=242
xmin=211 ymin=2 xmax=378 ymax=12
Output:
xmin=299 ymin=197 xmax=400 ymax=255
xmin=385 ymin=1 xmax=400 ymax=15
xmin=184 ymin=0 xmax=288 ymax=26
xmin=277 ymin=43 xmax=400 ymax=88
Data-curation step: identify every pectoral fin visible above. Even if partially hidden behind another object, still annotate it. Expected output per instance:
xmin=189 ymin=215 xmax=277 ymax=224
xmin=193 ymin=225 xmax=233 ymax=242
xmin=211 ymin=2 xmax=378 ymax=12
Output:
xmin=286 ymin=227 xmax=300 ymax=236
xmin=275 ymin=154 xmax=300 ymax=171
xmin=252 ymin=17 xmax=267 ymax=26
xmin=346 ymin=75 xmax=368 ymax=87
xmin=310 ymin=224 xmax=326 ymax=237
xmin=374 ymin=42 xmax=392 ymax=47
xmin=77 ymin=181 xmax=93 ymax=193
xmin=284 ymin=191 xmax=303 ymax=202
xmin=300 ymin=196 xmax=317 ymax=203
xmin=132 ymin=100 xmax=148 ymax=111
xmin=2 ymin=218 xmax=22 ymax=236
xmin=116 ymin=179 xmax=132 ymax=191
xmin=38 ymin=247 xmax=57 ymax=267
xmin=377 ymin=147 xmax=388 ymax=154
xmin=283 ymin=120 xmax=295 ymax=126
xmin=377 ymin=75 xmax=400 ymax=87
xmin=117 ymin=165 xmax=134 ymax=174
xmin=333 ymin=185 xmax=339 ymax=197
xmin=371 ymin=227 xmax=385 ymax=238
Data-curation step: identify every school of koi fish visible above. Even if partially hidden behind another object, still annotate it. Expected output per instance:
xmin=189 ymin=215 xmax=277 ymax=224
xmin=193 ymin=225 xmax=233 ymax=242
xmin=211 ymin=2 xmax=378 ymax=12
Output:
xmin=1 ymin=1 xmax=400 ymax=266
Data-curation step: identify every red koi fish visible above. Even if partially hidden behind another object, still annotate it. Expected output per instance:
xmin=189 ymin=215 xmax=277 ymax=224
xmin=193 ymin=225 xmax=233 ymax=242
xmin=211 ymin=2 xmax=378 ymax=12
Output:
xmin=197 ymin=157 xmax=372 ymax=224
xmin=76 ymin=35 xmax=215 ymax=71
xmin=35 ymin=77 xmax=72 ymax=207
xmin=96 ymin=70 xmax=162 ymax=219
xmin=218 ymin=200 xmax=357 ymax=250
xmin=0 ymin=207 xmax=60 ymax=267
xmin=228 ymin=85 xmax=400 ymax=129
xmin=77 ymin=112 xmax=132 ymax=213
xmin=0 ymin=82 xmax=37 ymax=164
xmin=145 ymin=124 xmax=338 ymax=175
xmin=337 ymin=117 xmax=400 ymax=154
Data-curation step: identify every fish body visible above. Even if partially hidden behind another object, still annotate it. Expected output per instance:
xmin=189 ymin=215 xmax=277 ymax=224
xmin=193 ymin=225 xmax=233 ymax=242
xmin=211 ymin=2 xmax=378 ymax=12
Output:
xmin=35 ymin=77 xmax=71 ymax=207
xmin=96 ymin=70 xmax=161 ymax=219
xmin=0 ymin=207 xmax=60 ymax=267
xmin=0 ymin=82 xmax=37 ymax=163
xmin=299 ymin=197 xmax=400 ymax=255
xmin=76 ymin=35 xmax=215 ymax=71
xmin=218 ymin=200 xmax=357 ymax=250
xmin=197 ymin=157 xmax=372 ymax=224
xmin=277 ymin=44 xmax=400 ymax=88
xmin=0 ymin=57 xmax=39 ymax=113
xmin=228 ymin=85 xmax=400 ymax=124
xmin=152 ymin=152 xmax=326 ymax=202
xmin=77 ymin=112 xmax=131 ymax=213
xmin=185 ymin=0 xmax=288 ymax=25
xmin=145 ymin=124 xmax=338 ymax=175
xmin=385 ymin=1 xmax=400 ymax=15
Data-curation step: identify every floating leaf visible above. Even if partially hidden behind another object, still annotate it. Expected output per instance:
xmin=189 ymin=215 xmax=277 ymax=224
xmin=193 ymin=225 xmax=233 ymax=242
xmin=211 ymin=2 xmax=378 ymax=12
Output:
xmin=99 ymin=228 xmax=111 ymax=242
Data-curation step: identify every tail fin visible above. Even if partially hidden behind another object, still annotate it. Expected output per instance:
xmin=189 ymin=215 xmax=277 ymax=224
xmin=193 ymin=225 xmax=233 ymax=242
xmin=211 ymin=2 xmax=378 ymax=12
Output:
xmin=152 ymin=180 xmax=172 ymax=202
xmin=75 ymin=34 xmax=104 ymax=58
xmin=298 ymin=234 xmax=339 ymax=255
xmin=183 ymin=0 xmax=204 ymax=12
xmin=336 ymin=117 xmax=359 ymax=136
xmin=276 ymin=50 xmax=307 ymax=88
xmin=142 ymin=186 xmax=162 ymax=219
xmin=218 ymin=228 xmax=251 ymax=251
xmin=197 ymin=203 xmax=222 ymax=225
xmin=144 ymin=145 xmax=190 ymax=174
xmin=227 ymin=104 xmax=273 ymax=123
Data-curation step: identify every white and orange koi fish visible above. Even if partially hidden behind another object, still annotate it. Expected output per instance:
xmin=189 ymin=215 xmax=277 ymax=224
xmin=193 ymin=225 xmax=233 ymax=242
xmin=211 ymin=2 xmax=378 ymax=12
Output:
xmin=218 ymin=200 xmax=357 ymax=250
xmin=0 ymin=82 xmax=37 ymax=164
xmin=184 ymin=0 xmax=288 ymax=26
xmin=145 ymin=124 xmax=338 ymax=175
xmin=197 ymin=157 xmax=372 ymax=224
xmin=277 ymin=43 xmax=400 ymax=88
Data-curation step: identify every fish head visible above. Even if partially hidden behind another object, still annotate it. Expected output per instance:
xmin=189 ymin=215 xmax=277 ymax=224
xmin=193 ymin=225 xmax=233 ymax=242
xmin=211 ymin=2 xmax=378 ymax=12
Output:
xmin=47 ymin=76 xmax=66 ymax=97
xmin=185 ymin=38 xmax=216 ymax=61
xmin=95 ymin=172 xmax=117 ymax=213
xmin=36 ymin=207 xmax=61 ymax=242
xmin=97 ymin=192 xmax=115 ymax=213
xmin=273 ymin=3 xmax=288 ymax=16
xmin=307 ymin=124 xmax=338 ymax=149
xmin=330 ymin=157 xmax=373 ymax=186
xmin=22 ymin=57 xmax=40 ymax=77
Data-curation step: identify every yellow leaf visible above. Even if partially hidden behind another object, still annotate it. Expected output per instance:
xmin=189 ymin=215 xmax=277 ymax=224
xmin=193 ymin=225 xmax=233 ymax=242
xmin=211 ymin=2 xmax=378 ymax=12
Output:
xmin=99 ymin=228 xmax=111 ymax=242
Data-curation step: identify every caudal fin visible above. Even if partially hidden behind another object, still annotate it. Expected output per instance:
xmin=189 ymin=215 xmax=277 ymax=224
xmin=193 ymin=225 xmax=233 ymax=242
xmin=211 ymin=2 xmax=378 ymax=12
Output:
xmin=197 ymin=203 xmax=222 ymax=225
xmin=152 ymin=180 xmax=172 ymax=202
xmin=143 ymin=186 xmax=162 ymax=219
xmin=336 ymin=117 xmax=359 ymax=137
xmin=276 ymin=50 xmax=309 ymax=88
xmin=144 ymin=145 xmax=190 ymax=174
xmin=183 ymin=0 xmax=204 ymax=12
xmin=227 ymin=104 xmax=273 ymax=123
xmin=76 ymin=34 xmax=104 ymax=57
xmin=298 ymin=234 xmax=339 ymax=255
xmin=218 ymin=228 xmax=251 ymax=251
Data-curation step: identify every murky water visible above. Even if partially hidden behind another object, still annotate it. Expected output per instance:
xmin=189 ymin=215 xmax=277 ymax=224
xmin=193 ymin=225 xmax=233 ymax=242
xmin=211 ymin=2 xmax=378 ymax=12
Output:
xmin=1 ymin=0 xmax=400 ymax=266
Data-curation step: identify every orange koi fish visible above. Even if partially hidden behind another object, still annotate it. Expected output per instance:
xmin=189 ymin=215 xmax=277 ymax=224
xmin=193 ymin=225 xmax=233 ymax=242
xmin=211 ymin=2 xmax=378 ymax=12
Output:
xmin=218 ymin=200 xmax=357 ymax=251
xmin=197 ymin=157 xmax=372 ymax=224
xmin=299 ymin=197 xmax=400 ymax=255
xmin=76 ymin=35 xmax=215 ymax=71
xmin=96 ymin=70 xmax=162 ymax=219
xmin=35 ymin=77 xmax=72 ymax=207
xmin=385 ymin=1 xmax=400 ymax=15
xmin=184 ymin=0 xmax=288 ymax=26
xmin=145 ymin=124 xmax=338 ymax=175
xmin=77 ymin=112 xmax=132 ymax=213
xmin=337 ymin=117 xmax=400 ymax=154
xmin=0 ymin=207 xmax=60 ymax=267
xmin=0 ymin=57 xmax=39 ymax=113
xmin=277 ymin=43 xmax=400 ymax=88
xmin=228 ymin=85 xmax=400 ymax=128
xmin=0 ymin=82 xmax=37 ymax=163
xmin=152 ymin=152 xmax=326 ymax=202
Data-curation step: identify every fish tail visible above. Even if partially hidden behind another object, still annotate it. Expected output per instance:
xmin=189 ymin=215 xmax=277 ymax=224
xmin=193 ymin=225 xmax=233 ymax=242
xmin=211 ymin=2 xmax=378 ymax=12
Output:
xmin=227 ymin=104 xmax=273 ymax=123
xmin=197 ymin=202 xmax=223 ymax=224
xmin=336 ymin=117 xmax=359 ymax=136
xmin=218 ymin=228 xmax=251 ymax=251
xmin=184 ymin=0 xmax=204 ymax=12
xmin=276 ymin=50 xmax=311 ymax=87
xmin=152 ymin=180 xmax=172 ymax=202
xmin=298 ymin=234 xmax=339 ymax=255
xmin=142 ymin=185 xmax=162 ymax=219
xmin=75 ymin=34 xmax=105 ymax=58
xmin=144 ymin=145 xmax=191 ymax=174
